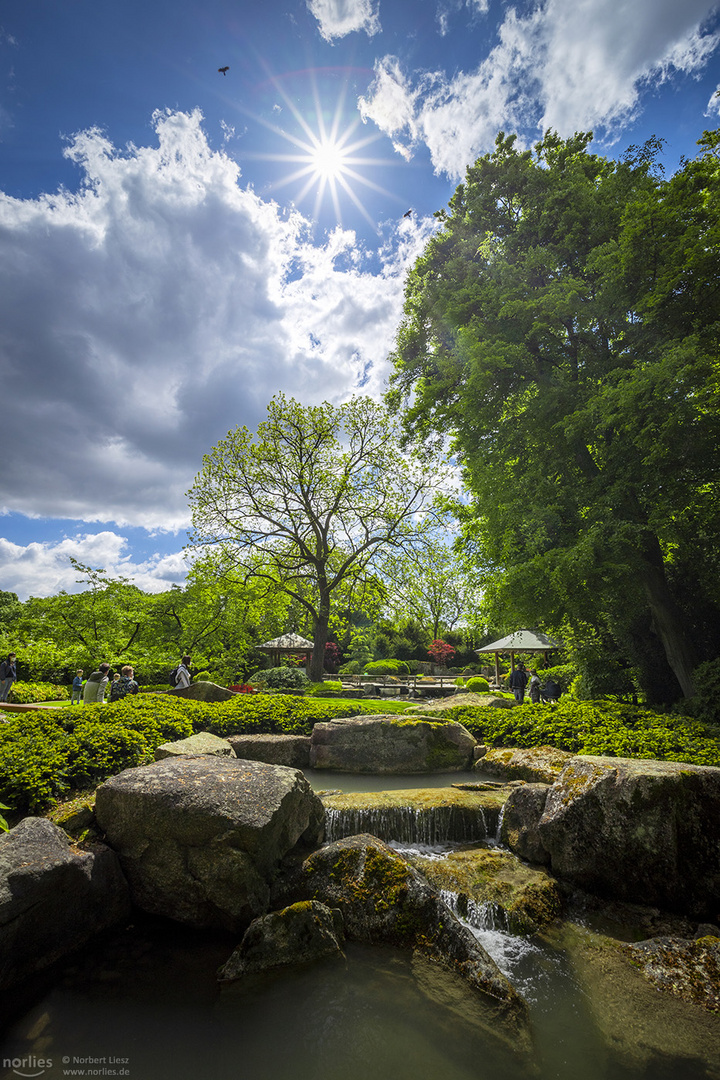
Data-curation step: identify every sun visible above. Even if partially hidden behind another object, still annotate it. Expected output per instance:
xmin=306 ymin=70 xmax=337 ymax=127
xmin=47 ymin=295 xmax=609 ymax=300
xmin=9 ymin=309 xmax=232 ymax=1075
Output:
xmin=239 ymin=69 xmax=397 ymax=227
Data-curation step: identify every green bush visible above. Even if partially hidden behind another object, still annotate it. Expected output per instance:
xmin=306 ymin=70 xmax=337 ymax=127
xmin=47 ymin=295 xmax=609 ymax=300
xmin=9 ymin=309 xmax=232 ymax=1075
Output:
xmin=338 ymin=661 xmax=361 ymax=675
xmin=446 ymin=699 xmax=720 ymax=766
xmin=8 ymin=682 xmax=69 ymax=704
xmin=252 ymin=667 xmax=309 ymax=691
xmin=539 ymin=665 xmax=576 ymax=695
xmin=682 ymin=659 xmax=720 ymax=726
xmin=363 ymin=659 xmax=410 ymax=676
xmin=306 ymin=680 xmax=342 ymax=696
xmin=193 ymin=670 xmax=212 ymax=683
xmin=465 ymin=676 xmax=490 ymax=693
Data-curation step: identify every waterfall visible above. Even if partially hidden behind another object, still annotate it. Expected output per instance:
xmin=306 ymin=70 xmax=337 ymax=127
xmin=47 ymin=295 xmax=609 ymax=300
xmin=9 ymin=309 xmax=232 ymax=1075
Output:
xmin=439 ymin=889 xmax=511 ymax=932
xmin=324 ymin=803 xmax=489 ymax=846
xmin=494 ymin=802 xmax=506 ymax=845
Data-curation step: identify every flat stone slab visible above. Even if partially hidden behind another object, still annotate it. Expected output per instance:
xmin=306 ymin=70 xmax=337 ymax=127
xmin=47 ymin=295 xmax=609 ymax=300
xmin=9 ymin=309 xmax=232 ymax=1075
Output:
xmin=95 ymin=757 xmax=325 ymax=931
xmin=481 ymin=745 xmax=575 ymax=784
xmin=154 ymin=732 xmax=236 ymax=760
xmin=227 ymin=734 xmax=311 ymax=768
xmin=166 ymin=681 xmax=236 ymax=702
xmin=322 ymin=786 xmax=509 ymax=845
xmin=0 ymin=818 xmax=131 ymax=989
xmin=309 ymin=716 xmax=476 ymax=773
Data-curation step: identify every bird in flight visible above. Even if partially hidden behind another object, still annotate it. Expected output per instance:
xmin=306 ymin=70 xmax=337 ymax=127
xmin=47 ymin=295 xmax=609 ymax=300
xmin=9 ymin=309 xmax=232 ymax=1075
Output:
xmin=403 ymin=209 xmax=413 ymax=218
xmin=218 ymin=66 xmax=229 ymax=75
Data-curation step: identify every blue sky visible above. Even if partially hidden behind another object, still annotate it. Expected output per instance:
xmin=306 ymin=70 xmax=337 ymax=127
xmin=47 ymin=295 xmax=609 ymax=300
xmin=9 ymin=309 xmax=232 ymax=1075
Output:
xmin=1 ymin=0 xmax=719 ymax=600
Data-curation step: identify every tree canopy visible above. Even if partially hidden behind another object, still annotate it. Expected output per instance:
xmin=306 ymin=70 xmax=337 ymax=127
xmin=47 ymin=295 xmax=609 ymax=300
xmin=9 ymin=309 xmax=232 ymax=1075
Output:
xmin=188 ymin=394 xmax=445 ymax=680
xmin=387 ymin=129 xmax=720 ymax=702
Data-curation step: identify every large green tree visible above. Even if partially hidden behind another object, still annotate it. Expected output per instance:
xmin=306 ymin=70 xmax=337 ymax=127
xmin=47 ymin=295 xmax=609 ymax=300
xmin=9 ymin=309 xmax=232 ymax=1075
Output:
xmin=188 ymin=394 xmax=444 ymax=680
xmin=388 ymin=130 xmax=720 ymax=701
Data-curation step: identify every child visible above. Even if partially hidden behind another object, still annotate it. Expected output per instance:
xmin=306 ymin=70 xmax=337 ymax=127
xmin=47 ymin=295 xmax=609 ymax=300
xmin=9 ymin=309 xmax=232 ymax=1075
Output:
xmin=71 ymin=670 xmax=84 ymax=705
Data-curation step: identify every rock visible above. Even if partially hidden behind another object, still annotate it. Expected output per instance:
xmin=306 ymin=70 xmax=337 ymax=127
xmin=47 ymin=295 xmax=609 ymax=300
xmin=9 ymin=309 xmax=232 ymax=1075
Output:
xmin=406 ymin=845 xmax=562 ymax=934
xmin=0 ymin=818 xmax=131 ymax=989
xmin=95 ymin=756 xmax=325 ymax=931
xmin=227 ymin=734 xmax=311 ymax=768
xmin=167 ymin=681 xmax=236 ymax=702
xmin=309 ymin=716 xmax=476 ymax=773
xmin=291 ymin=834 xmax=529 ymax=1035
xmin=154 ymin=731 xmax=236 ymax=760
xmin=624 ymin=934 xmax=720 ymax=1013
xmin=322 ymin=785 xmax=508 ymax=845
xmin=481 ymin=745 xmax=575 ymax=784
xmin=47 ymin=794 xmax=97 ymax=839
xmin=218 ymin=900 xmax=345 ymax=981
xmin=538 ymin=756 xmax=720 ymax=918
xmin=499 ymin=783 xmax=551 ymax=865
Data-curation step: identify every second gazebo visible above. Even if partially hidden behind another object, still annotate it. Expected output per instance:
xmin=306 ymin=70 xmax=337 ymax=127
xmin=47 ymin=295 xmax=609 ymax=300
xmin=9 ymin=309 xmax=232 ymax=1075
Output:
xmin=475 ymin=629 xmax=560 ymax=688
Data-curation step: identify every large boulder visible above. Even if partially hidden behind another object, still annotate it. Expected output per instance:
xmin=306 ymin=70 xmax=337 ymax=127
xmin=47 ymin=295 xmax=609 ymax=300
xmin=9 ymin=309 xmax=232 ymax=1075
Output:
xmin=290 ymin=834 xmax=529 ymax=1034
xmin=227 ymin=734 xmax=311 ymax=769
xmin=309 ymin=716 xmax=476 ymax=773
xmin=95 ymin=757 xmax=325 ymax=931
xmin=218 ymin=900 xmax=345 ymax=981
xmin=167 ymin=681 xmax=236 ymax=702
xmin=154 ymin=731 xmax=236 ymax=760
xmin=499 ymin=782 xmax=551 ymax=865
xmin=0 ymin=818 xmax=131 ymax=989
xmin=624 ymin=934 xmax=720 ymax=1013
xmin=481 ymin=745 xmax=574 ymax=784
xmin=538 ymin=756 xmax=720 ymax=918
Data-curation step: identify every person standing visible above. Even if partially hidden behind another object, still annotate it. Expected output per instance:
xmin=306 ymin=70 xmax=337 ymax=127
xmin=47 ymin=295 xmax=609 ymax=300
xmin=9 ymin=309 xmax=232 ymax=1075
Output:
xmin=508 ymin=663 xmax=528 ymax=704
xmin=83 ymin=662 xmax=110 ymax=704
xmin=110 ymin=665 xmax=139 ymax=702
xmin=0 ymin=653 xmax=17 ymax=702
xmin=174 ymin=655 xmax=192 ymax=689
xmin=528 ymin=669 xmax=541 ymax=704
xmin=71 ymin=670 xmax=84 ymax=705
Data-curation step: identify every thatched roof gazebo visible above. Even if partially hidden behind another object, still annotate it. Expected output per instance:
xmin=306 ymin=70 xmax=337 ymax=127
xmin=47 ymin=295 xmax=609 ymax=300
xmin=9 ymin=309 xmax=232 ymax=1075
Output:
xmin=257 ymin=632 xmax=315 ymax=670
xmin=475 ymin=629 xmax=560 ymax=687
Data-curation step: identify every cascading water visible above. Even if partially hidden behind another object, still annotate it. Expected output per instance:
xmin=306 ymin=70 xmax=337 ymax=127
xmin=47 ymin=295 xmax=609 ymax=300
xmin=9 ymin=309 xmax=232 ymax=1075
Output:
xmin=324 ymin=803 xmax=490 ymax=845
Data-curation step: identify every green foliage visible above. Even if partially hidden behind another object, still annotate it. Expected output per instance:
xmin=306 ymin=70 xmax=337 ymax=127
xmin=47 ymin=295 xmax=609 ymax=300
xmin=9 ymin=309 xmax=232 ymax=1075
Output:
xmin=363 ymin=659 xmax=410 ymax=676
xmin=9 ymin=682 xmax=69 ymax=704
xmin=199 ymin=693 xmax=366 ymax=738
xmin=252 ymin=666 xmax=310 ymax=690
xmin=193 ymin=671 xmax=212 ymax=682
xmin=447 ymin=700 xmax=720 ymax=766
xmin=306 ymin=680 xmax=342 ymax=696
xmin=539 ymin=664 xmax=576 ymax=694
xmin=682 ymin=658 xmax=720 ymax=725
xmin=0 ymin=802 xmax=9 ymax=831
xmin=338 ymin=660 xmax=361 ymax=674
xmin=465 ymin=676 xmax=490 ymax=693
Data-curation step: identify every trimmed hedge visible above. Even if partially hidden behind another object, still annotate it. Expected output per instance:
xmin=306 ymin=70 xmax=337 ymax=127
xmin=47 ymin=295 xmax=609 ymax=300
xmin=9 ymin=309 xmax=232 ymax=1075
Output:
xmin=447 ymin=700 xmax=720 ymax=767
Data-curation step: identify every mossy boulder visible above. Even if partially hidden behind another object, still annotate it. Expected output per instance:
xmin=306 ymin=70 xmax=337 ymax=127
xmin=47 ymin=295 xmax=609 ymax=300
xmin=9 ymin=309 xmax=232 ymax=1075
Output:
xmin=218 ymin=900 xmax=345 ymax=981
xmin=227 ymin=734 xmax=311 ymax=768
xmin=167 ymin=681 xmax=236 ymax=702
xmin=309 ymin=716 xmax=476 ymax=773
xmin=406 ymin=845 xmax=562 ymax=934
xmin=291 ymin=833 xmax=530 ymax=1043
xmin=95 ymin=756 xmax=325 ymax=932
xmin=499 ymin=783 xmax=551 ymax=866
xmin=481 ymin=745 xmax=574 ymax=784
xmin=538 ymin=756 xmax=720 ymax=918
xmin=154 ymin=731 xmax=236 ymax=760
xmin=624 ymin=934 xmax=720 ymax=1013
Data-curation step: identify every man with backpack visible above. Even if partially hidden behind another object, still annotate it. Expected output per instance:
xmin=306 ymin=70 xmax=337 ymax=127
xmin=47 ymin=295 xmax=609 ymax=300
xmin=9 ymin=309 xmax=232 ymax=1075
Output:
xmin=110 ymin=665 xmax=139 ymax=702
xmin=508 ymin=662 xmax=529 ymax=704
xmin=173 ymin=655 xmax=192 ymax=689
xmin=83 ymin=662 xmax=110 ymax=704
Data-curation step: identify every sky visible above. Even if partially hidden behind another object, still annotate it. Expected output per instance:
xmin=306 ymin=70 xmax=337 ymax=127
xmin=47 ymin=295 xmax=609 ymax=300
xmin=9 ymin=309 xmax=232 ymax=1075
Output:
xmin=1 ymin=0 xmax=719 ymax=601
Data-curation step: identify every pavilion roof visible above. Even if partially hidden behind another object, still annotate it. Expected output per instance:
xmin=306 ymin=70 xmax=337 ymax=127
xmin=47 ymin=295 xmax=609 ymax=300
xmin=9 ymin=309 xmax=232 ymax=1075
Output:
xmin=475 ymin=629 xmax=560 ymax=654
xmin=258 ymin=633 xmax=315 ymax=651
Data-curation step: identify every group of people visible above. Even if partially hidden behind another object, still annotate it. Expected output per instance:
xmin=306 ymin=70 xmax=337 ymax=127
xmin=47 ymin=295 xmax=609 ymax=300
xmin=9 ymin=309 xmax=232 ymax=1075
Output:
xmin=507 ymin=663 xmax=560 ymax=705
xmin=0 ymin=653 xmax=16 ymax=702
xmin=72 ymin=663 xmax=140 ymax=705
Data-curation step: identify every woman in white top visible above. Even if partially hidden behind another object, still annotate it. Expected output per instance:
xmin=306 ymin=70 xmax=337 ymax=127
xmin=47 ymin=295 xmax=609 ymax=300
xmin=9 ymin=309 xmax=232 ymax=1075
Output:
xmin=175 ymin=655 xmax=192 ymax=688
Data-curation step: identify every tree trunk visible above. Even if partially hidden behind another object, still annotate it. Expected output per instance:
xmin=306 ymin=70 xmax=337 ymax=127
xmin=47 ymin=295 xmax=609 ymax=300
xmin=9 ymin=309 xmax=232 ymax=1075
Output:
xmin=638 ymin=535 xmax=698 ymax=699
xmin=310 ymin=589 xmax=331 ymax=683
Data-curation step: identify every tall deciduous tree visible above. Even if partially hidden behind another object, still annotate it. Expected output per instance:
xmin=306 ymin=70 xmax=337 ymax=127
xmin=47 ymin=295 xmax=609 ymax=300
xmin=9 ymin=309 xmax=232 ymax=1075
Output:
xmin=388 ymin=130 xmax=720 ymax=701
xmin=188 ymin=394 xmax=444 ymax=680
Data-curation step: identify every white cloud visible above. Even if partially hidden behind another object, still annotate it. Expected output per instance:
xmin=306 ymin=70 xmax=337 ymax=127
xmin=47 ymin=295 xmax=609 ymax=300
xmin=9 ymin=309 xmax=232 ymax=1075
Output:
xmin=0 ymin=109 xmax=431 ymax=531
xmin=0 ymin=532 xmax=188 ymax=600
xmin=307 ymin=0 xmax=380 ymax=41
xmin=359 ymin=0 xmax=720 ymax=178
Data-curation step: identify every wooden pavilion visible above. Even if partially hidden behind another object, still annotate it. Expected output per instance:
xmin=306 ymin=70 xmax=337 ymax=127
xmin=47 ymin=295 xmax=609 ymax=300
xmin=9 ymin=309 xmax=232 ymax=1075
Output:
xmin=475 ymin=629 xmax=560 ymax=687
xmin=257 ymin=633 xmax=315 ymax=670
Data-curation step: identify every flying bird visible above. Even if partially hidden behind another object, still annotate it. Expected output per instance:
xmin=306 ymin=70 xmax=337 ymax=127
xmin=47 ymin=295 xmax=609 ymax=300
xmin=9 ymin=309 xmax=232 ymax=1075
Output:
xmin=218 ymin=66 xmax=229 ymax=75
xmin=403 ymin=209 xmax=413 ymax=218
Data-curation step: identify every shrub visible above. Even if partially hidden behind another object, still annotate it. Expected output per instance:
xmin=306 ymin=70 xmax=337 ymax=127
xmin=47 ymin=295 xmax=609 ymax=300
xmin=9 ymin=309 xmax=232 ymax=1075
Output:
xmin=363 ymin=660 xmax=410 ymax=676
xmin=8 ymin=682 xmax=69 ymax=704
xmin=465 ymin=676 xmax=490 ymax=694
xmin=445 ymin=699 xmax=720 ymax=766
xmin=193 ymin=670 xmax=212 ymax=683
xmin=252 ymin=667 xmax=309 ymax=691
xmin=682 ymin=659 xmax=720 ymax=726
xmin=428 ymin=640 xmax=455 ymax=665
xmin=539 ymin=664 xmax=576 ymax=695
xmin=338 ymin=661 xmax=361 ymax=675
